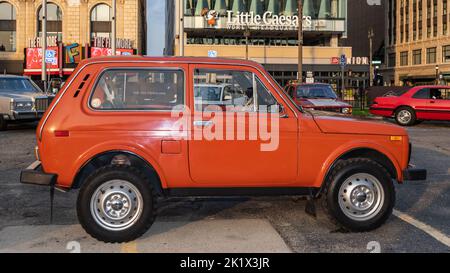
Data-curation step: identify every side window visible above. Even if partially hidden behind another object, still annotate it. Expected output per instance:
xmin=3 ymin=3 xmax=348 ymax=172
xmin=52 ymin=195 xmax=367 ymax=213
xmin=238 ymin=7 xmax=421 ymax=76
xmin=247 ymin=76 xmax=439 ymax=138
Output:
xmin=430 ymin=88 xmax=449 ymax=100
xmin=90 ymin=69 xmax=184 ymax=110
xmin=193 ymin=69 xmax=279 ymax=112
xmin=412 ymin=88 xmax=430 ymax=99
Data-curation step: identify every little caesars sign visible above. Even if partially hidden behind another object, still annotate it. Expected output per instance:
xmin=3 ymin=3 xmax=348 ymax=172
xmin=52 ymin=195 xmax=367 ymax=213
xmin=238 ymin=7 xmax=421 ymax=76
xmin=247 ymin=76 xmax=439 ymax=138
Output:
xmin=226 ymin=11 xmax=312 ymax=30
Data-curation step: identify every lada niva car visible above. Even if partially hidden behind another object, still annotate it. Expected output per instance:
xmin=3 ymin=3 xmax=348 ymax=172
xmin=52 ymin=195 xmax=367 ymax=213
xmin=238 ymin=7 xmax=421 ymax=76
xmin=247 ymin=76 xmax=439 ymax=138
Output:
xmin=21 ymin=56 xmax=426 ymax=243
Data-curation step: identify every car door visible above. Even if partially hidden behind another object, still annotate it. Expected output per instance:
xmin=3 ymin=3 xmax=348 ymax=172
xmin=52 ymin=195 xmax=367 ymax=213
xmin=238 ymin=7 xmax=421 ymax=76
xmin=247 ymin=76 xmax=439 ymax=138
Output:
xmin=427 ymin=88 xmax=450 ymax=120
xmin=187 ymin=64 xmax=298 ymax=187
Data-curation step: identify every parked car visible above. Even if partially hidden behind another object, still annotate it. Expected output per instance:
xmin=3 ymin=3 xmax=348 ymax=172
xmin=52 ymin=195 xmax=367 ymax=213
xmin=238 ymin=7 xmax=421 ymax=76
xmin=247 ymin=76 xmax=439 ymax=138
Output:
xmin=0 ymin=75 xmax=54 ymax=130
xmin=20 ymin=56 xmax=426 ymax=243
xmin=285 ymin=83 xmax=353 ymax=114
xmin=369 ymin=85 xmax=450 ymax=126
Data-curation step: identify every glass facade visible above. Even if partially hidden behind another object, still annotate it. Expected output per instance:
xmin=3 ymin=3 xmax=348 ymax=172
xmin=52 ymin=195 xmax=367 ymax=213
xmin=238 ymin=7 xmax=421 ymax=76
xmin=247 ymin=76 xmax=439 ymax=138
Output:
xmin=184 ymin=0 xmax=343 ymax=19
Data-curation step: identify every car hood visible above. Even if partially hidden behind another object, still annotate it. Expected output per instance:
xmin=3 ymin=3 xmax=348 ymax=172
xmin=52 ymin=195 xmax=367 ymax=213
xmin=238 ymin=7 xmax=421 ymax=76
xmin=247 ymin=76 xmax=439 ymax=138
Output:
xmin=0 ymin=91 xmax=46 ymax=100
xmin=301 ymin=98 xmax=350 ymax=107
xmin=310 ymin=113 xmax=407 ymax=136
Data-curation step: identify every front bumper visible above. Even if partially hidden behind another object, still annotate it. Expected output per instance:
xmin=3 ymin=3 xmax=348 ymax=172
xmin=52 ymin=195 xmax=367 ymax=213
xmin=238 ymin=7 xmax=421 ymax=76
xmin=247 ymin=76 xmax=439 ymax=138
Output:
xmin=403 ymin=166 xmax=427 ymax=181
xmin=20 ymin=161 xmax=57 ymax=186
xmin=11 ymin=110 xmax=44 ymax=121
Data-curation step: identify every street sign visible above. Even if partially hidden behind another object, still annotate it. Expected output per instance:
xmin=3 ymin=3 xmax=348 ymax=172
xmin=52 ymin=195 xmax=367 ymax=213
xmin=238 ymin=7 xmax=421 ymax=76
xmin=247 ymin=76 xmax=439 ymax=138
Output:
xmin=372 ymin=60 xmax=382 ymax=65
xmin=208 ymin=50 xmax=218 ymax=58
xmin=45 ymin=49 xmax=57 ymax=65
xmin=340 ymin=54 xmax=347 ymax=67
xmin=305 ymin=77 xmax=314 ymax=84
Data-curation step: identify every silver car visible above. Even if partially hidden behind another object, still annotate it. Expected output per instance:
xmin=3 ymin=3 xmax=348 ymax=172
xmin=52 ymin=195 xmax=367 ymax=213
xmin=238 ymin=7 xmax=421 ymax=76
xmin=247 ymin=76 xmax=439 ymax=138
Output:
xmin=0 ymin=75 xmax=54 ymax=131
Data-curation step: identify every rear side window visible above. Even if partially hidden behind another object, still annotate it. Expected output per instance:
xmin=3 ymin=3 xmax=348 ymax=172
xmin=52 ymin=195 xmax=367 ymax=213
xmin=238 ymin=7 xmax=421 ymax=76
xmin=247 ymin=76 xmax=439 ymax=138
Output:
xmin=90 ymin=69 xmax=184 ymax=111
xmin=412 ymin=88 xmax=430 ymax=99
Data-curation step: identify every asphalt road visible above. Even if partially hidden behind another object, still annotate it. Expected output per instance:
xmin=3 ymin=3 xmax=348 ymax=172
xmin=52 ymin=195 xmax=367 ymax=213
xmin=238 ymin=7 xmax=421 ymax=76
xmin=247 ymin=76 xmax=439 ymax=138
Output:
xmin=0 ymin=120 xmax=449 ymax=253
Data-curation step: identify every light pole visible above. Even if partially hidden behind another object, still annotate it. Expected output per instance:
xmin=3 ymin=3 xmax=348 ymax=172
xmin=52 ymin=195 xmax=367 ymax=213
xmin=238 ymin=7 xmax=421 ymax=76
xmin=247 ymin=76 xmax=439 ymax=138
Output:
xmin=41 ymin=0 xmax=47 ymax=91
xmin=368 ymin=28 xmax=374 ymax=86
xmin=180 ymin=0 xmax=185 ymax=56
xmin=244 ymin=25 xmax=250 ymax=60
xmin=298 ymin=0 xmax=303 ymax=82
xmin=435 ymin=65 xmax=439 ymax=85
xmin=111 ymin=0 xmax=117 ymax=55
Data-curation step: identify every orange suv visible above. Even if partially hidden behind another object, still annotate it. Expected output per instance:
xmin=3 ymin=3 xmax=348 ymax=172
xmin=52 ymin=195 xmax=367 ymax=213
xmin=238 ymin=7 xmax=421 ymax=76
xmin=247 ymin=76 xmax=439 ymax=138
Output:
xmin=20 ymin=56 xmax=426 ymax=243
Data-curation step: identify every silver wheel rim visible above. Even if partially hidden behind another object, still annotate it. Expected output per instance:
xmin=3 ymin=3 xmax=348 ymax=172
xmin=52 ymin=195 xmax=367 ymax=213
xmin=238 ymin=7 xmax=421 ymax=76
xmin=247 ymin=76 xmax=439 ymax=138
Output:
xmin=338 ymin=173 xmax=385 ymax=221
xmin=397 ymin=110 xmax=412 ymax=124
xmin=90 ymin=180 xmax=143 ymax=231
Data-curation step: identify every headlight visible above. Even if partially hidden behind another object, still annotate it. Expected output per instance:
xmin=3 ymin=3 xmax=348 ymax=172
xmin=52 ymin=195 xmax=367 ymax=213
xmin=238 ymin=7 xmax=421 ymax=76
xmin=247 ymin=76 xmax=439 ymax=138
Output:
xmin=342 ymin=108 xmax=351 ymax=114
xmin=14 ymin=101 xmax=33 ymax=110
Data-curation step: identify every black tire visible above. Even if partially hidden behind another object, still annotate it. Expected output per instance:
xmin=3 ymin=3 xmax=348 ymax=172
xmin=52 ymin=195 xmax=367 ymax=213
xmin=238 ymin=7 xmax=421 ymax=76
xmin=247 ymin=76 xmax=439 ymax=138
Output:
xmin=0 ymin=116 xmax=7 ymax=131
xmin=395 ymin=106 xmax=416 ymax=126
xmin=77 ymin=165 xmax=157 ymax=243
xmin=321 ymin=158 xmax=395 ymax=232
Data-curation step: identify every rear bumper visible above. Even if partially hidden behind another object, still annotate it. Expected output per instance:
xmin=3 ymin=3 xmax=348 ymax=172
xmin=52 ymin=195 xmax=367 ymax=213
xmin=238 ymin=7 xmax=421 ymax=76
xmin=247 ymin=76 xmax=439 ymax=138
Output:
xmin=20 ymin=161 xmax=57 ymax=186
xmin=403 ymin=167 xmax=427 ymax=181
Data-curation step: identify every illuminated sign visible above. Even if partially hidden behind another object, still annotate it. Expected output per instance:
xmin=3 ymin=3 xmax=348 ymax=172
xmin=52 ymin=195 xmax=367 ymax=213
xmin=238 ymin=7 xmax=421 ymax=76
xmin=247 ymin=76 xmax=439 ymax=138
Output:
xmin=226 ymin=11 xmax=312 ymax=30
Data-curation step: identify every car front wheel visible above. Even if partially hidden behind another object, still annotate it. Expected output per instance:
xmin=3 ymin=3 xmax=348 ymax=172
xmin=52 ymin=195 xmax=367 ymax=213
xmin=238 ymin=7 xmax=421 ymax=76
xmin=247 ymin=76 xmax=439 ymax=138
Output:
xmin=322 ymin=158 xmax=395 ymax=232
xmin=77 ymin=165 xmax=157 ymax=243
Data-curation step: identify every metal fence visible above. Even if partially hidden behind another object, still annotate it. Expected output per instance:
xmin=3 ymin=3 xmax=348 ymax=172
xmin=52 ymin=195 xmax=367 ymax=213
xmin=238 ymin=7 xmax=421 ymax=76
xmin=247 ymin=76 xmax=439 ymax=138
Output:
xmin=340 ymin=88 xmax=369 ymax=110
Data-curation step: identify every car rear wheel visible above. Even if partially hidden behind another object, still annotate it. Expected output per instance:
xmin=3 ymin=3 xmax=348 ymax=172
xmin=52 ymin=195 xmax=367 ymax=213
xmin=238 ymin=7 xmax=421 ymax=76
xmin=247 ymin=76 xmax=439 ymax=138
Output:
xmin=77 ymin=165 xmax=157 ymax=243
xmin=395 ymin=107 xmax=416 ymax=126
xmin=0 ymin=116 xmax=7 ymax=131
xmin=322 ymin=158 xmax=395 ymax=232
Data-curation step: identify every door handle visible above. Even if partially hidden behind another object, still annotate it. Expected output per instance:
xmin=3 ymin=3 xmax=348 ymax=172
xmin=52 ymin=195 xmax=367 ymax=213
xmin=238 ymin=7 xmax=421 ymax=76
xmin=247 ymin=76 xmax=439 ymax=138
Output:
xmin=430 ymin=100 xmax=436 ymax=103
xmin=193 ymin=120 xmax=214 ymax=127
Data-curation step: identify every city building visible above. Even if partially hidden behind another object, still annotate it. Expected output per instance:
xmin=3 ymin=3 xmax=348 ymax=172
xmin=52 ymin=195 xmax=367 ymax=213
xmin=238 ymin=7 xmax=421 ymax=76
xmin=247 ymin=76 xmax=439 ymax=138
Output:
xmin=0 ymin=0 xmax=145 ymax=78
xmin=383 ymin=0 xmax=450 ymax=86
xmin=172 ymin=0 xmax=371 ymax=89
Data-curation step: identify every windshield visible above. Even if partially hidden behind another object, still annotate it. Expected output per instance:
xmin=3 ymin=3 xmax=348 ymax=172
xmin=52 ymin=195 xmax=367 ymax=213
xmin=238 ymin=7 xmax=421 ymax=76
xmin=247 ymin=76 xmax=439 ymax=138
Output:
xmin=0 ymin=78 xmax=40 ymax=93
xmin=296 ymin=85 xmax=338 ymax=99
xmin=194 ymin=86 xmax=222 ymax=101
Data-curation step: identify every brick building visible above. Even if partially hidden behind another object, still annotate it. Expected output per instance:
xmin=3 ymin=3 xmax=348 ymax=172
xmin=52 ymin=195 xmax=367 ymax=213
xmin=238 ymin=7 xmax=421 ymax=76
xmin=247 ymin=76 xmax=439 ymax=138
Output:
xmin=0 ymin=0 xmax=145 ymax=76
xmin=383 ymin=0 xmax=450 ymax=85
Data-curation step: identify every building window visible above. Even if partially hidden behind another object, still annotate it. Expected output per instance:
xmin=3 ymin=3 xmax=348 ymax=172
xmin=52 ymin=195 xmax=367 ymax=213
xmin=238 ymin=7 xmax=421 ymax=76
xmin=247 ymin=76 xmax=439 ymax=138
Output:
xmin=90 ymin=4 xmax=112 ymax=40
xmin=388 ymin=53 xmax=396 ymax=67
xmin=413 ymin=49 xmax=422 ymax=65
xmin=427 ymin=47 xmax=436 ymax=63
xmin=443 ymin=1 xmax=448 ymax=35
xmin=400 ymin=51 xmax=409 ymax=66
xmin=433 ymin=0 xmax=437 ymax=37
xmin=427 ymin=0 xmax=432 ymax=38
xmin=443 ymin=45 xmax=450 ymax=62
xmin=418 ymin=0 xmax=423 ymax=39
xmin=37 ymin=3 xmax=63 ymax=42
xmin=0 ymin=1 xmax=16 ymax=52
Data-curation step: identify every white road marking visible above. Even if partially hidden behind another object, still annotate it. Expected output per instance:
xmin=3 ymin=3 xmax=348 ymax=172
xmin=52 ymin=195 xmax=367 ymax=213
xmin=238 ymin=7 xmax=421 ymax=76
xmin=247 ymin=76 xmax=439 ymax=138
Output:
xmin=393 ymin=209 xmax=450 ymax=248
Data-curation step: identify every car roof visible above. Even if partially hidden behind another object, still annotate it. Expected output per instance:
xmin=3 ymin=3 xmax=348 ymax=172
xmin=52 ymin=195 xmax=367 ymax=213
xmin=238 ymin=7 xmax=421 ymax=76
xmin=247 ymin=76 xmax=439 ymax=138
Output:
xmin=291 ymin=83 xmax=331 ymax=87
xmin=0 ymin=75 xmax=29 ymax=79
xmin=195 ymin=83 xmax=231 ymax=87
xmin=411 ymin=85 xmax=450 ymax=89
xmin=80 ymin=56 xmax=264 ymax=68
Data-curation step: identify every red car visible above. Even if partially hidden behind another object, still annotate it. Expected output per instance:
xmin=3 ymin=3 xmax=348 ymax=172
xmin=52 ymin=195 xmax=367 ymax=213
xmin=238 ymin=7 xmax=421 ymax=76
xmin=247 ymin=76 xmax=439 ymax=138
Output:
xmin=370 ymin=85 xmax=450 ymax=126
xmin=285 ymin=83 xmax=353 ymax=114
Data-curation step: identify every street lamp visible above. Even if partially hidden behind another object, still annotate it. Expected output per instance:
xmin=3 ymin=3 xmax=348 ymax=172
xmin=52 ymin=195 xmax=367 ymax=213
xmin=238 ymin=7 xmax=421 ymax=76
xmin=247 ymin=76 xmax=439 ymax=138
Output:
xmin=435 ymin=65 xmax=439 ymax=85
